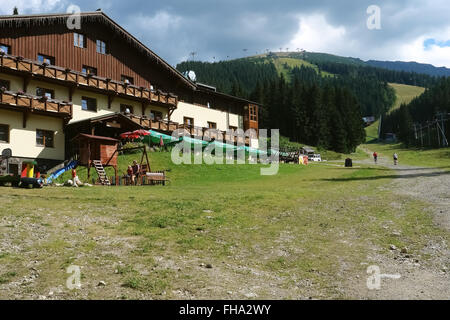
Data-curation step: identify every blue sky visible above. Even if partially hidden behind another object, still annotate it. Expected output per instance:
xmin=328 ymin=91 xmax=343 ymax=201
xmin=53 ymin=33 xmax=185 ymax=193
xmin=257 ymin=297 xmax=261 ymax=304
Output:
xmin=424 ymin=38 xmax=450 ymax=50
xmin=2 ymin=0 xmax=450 ymax=67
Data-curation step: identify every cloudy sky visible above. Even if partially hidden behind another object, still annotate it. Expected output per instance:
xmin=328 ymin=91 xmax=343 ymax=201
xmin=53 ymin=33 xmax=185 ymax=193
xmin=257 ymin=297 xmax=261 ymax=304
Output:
xmin=2 ymin=0 xmax=450 ymax=67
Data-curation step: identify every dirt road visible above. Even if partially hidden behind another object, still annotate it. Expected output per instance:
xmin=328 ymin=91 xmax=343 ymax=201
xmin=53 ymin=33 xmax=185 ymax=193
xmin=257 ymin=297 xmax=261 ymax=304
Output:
xmin=347 ymin=148 xmax=450 ymax=299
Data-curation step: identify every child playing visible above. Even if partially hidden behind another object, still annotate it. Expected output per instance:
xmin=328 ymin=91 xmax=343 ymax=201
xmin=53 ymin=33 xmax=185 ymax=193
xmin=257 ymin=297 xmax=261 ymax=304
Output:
xmin=127 ymin=165 xmax=133 ymax=185
xmin=72 ymin=166 xmax=83 ymax=187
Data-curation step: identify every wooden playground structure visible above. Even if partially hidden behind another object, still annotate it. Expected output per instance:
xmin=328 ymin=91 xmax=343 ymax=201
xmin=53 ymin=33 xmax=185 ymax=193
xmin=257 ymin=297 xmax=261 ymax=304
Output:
xmin=73 ymin=133 xmax=167 ymax=186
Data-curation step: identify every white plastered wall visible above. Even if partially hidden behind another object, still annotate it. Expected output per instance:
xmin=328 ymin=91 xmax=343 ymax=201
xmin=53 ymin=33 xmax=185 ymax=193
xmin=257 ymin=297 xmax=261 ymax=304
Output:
xmin=0 ymin=109 xmax=65 ymax=160
xmin=171 ymin=101 xmax=240 ymax=131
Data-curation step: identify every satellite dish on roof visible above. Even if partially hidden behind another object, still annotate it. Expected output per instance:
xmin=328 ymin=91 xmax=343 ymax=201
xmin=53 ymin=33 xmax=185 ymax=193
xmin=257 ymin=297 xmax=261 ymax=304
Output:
xmin=183 ymin=70 xmax=197 ymax=82
xmin=1 ymin=148 xmax=12 ymax=159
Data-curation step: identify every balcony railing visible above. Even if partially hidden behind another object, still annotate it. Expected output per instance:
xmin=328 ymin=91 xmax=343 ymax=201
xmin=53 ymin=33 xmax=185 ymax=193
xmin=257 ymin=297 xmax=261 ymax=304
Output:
xmin=0 ymin=90 xmax=73 ymax=117
xmin=0 ymin=53 xmax=177 ymax=107
xmin=125 ymin=114 xmax=252 ymax=145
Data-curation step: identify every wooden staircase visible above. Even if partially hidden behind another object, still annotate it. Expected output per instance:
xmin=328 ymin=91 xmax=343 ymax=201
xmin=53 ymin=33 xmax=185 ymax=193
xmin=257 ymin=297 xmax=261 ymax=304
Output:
xmin=92 ymin=160 xmax=111 ymax=186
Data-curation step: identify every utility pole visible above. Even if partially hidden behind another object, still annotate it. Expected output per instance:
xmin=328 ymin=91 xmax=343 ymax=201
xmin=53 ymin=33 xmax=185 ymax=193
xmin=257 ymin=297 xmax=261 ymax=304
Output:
xmin=440 ymin=113 xmax=447 ymax=147
xmin=437 ymin=120 xmax=441 ymax=148
xmin=436 ymin=113 xmax=448 ymax=147
xmin=420 ymin=124 xmax=423 ymax=147
xmin=378 ymin=115 xmax=382 ymax=141
xmin=428 ymin=121 xmax=431 ymax=147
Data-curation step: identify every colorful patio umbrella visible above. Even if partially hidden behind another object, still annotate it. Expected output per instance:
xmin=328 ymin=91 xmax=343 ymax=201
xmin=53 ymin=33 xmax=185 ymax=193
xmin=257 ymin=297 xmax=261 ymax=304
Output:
xmin=132 ymin=129 xmax=150 ymax=136
xmin=120 ymin=130 xmax=150 ymax=140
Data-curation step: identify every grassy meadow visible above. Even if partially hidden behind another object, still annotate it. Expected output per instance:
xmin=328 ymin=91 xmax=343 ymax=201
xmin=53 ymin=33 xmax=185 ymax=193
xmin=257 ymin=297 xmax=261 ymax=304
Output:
xmin=1 ymin=151 xmax=447 ymax=299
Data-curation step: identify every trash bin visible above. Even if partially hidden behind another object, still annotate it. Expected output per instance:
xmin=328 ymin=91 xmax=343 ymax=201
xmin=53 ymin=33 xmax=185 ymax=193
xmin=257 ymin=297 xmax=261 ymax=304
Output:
xmin=345 ymin=158 xmax=353 ymax=168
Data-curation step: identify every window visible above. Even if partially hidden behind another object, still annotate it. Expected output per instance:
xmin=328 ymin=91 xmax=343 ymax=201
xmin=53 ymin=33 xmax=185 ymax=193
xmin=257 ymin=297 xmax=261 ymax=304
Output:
xmin=82 ymin=65 xmax=97 ymax=76
xmin=184 ymin=117 xmax=194 ymax=127
xmin=249 ymin=105 xmax=258 ymax=121
xmin=121 ymin=75 xmax=134 ymax=85
xmin=0 ymin=124 xmax=9 ymax=143
xmin=120 ymin=104 xmax=134 ymax=114
xmin=81 ymin=97 xmax=97 ymax=112
xmin=74 ymin=33 xmax=86 ymax=48
xmin=208 ymin=122 xmax=217 ymax=129
xmin=96 ymin=40 xmax=107 ymax=54
xmin=229 ymin=126 xmax=238 ymax=131
xmin=0 ymin=79 xmax=10 ymax=91
xmin=36 ymin=87 xmax=55 ymax=99
xmin=37 ymin=54 xmax=54 ymax=65
xmin=0 ymin=44 xmax=10 ymax=54
xmin=36 ymin=129 xmax=54 ymax=148
xmin=151 ymin=110 xmax=163 ymax=121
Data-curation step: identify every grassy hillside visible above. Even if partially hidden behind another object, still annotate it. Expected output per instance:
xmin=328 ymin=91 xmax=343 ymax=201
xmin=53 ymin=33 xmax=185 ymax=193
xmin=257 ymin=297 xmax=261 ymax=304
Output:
xmin=362 ymin=142 xmax=450 ymax=168
xmin=388 ymin=83 xmax=425 ymax=112
xmin=1 ymin=153 xmax=446 ymax=299
xmin=365 ymin=83 xmax=425 ymax=142
xmin=246 ymin=54 xmax=334 ymax=81
xmin=55 ymin=147 xmax=368 ymax=184
xmin=363 ymin=83 xmax=450 ymax=167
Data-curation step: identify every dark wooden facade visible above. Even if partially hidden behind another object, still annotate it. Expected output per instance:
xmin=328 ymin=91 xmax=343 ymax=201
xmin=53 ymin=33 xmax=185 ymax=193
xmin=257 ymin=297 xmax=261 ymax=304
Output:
xmin=75 ymin=133 xmax=118 ymax=167
xmin=0 ymin=12 xmax=261 ymax=132
xmin=1 ymin=24 xmax=155 ymax=90
xmin=0 ymin=13 xmax=194 ymax=93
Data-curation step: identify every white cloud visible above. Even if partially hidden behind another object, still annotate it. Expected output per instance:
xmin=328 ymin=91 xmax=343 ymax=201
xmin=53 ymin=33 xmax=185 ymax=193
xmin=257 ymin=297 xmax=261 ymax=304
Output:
xmin=284 ymin=14 xmax=348 ymax=54
xmin=398 ymin=39 xmax=450 ymax=68
xmin=0 ymin=0 xmax=65 ymax=15
xmin=284 ymin=13 xmax=450 ymax=68
xmin=132 ymin=11 xmax=182 ymax=35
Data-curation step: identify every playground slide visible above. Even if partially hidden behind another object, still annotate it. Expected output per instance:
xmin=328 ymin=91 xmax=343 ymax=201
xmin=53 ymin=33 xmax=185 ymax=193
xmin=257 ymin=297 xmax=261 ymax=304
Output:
xmin=45 ymin=160 xmax=78 ymax=184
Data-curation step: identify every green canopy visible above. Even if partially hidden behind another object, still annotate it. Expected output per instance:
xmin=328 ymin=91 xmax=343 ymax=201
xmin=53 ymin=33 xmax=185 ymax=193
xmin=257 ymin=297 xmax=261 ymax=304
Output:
xmin=139 ymin=130 xmax=286 ymax=157
xmin=141 ymin=131 xmax=179 ymax=145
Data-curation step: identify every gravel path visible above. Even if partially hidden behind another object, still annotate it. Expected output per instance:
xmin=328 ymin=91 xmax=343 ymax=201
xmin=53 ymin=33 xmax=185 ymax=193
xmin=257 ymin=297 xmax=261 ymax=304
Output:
xmin=347 ymin=148 xmax=450 ymax=299
xmin=360 ymin=148 xmax=450 ymax=232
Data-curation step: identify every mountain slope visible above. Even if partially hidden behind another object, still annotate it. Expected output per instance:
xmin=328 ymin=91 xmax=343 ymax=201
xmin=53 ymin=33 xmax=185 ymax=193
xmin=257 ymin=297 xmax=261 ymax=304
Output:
xmin=365 ymin=83 xmax=425 ymax=142
xmin=367 ymin=60 xmax=450 ymax=77
xmin=388 ymin=83 xmax=426 ymax=112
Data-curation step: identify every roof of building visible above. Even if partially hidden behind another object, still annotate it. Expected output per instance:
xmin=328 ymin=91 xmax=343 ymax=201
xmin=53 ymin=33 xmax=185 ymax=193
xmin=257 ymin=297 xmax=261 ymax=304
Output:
xmin=302 ymin=147 xmax=315 ymax=153
xmin=0 ymin=11 xmax=261 ymax=106
xmin=0 ymin=11 xmax=196 ymax=90
xmin=73 ymin=133 xmax=119 ymax=142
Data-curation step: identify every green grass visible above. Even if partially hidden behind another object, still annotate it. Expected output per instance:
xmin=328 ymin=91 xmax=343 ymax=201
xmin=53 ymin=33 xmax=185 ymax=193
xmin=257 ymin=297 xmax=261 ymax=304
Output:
xmin=388 ymin=83 xmax=425 ymax=112
xmin=0 ymin=272 xmax=17 ymax=285
xmin=1 ymin=152 xmax=447 ymax=299
xmin=365 ymin=83 xmax=425 ymax=143
xmin=248 ymin=55 xmax=334 ymax=82
xmin=365 ymin=121 xmax=380 ymax=143
xmin=362 ymin=83 xmax=450 ymax=168
xmin=55 ymin=145 xmax=368 ymax=185
xmin=362 ymin=142 xmax=450 ymax=168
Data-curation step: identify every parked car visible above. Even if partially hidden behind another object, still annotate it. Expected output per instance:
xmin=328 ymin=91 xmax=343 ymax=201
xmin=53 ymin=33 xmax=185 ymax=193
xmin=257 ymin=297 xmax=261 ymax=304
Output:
xmin=308 ymin=154 xmax=322 ymax=162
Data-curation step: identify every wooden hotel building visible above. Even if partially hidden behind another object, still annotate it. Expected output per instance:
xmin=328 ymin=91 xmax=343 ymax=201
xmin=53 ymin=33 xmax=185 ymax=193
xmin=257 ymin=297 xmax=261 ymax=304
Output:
xmin=0 ymin=11 xmax=260 ymax=171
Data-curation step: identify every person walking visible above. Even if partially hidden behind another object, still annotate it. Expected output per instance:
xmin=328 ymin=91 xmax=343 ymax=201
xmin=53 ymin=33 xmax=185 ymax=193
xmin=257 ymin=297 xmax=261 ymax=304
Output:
xmin=393 ymin=153 xmax=399 ymax=166
xmin=373 ymin=152 xmax=378 ymax=164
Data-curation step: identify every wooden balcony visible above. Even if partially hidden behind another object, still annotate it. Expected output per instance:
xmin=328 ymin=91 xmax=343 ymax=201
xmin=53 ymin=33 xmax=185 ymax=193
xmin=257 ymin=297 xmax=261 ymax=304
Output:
xmin=0 ymin=90 xmax=73 ymax=118
xmin=124 ymin=114 xmax=252 ymax=145
xmin=0 ymin=53 xmax=177 ymax=108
